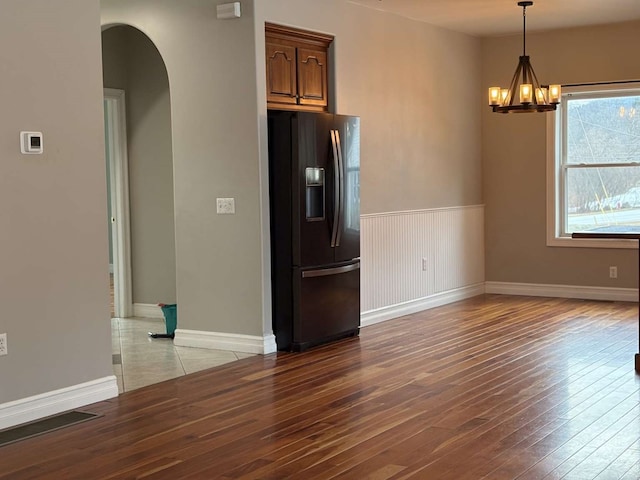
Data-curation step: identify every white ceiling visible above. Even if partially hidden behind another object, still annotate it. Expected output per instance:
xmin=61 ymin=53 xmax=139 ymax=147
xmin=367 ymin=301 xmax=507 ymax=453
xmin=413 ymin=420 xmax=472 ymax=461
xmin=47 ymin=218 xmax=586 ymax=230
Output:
xmin=346 ymin=0 xmax=640 ymax=37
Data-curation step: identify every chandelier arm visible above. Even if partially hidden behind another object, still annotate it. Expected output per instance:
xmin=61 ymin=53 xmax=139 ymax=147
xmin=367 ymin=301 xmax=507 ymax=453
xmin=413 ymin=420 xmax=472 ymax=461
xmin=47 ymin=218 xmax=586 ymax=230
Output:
xmin=505 ymin=58 xmax=525 ymax=106
xmin=526 ymin=60 xmax=545 ymax=104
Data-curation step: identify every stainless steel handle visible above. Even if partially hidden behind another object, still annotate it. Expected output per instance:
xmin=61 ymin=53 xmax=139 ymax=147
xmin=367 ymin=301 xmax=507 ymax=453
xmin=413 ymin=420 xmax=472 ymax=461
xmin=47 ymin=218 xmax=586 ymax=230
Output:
xmin=330 ymin=130 xmax=340 ymax=248
xmin=302 ymin=262 xmax=360 ymax=278
xmin=335 ymin=129 xmax=345 ymax=247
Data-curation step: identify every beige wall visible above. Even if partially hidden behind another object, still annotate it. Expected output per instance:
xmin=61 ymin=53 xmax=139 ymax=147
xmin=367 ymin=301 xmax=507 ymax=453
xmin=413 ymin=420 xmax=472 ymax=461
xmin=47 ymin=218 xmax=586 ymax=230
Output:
xmin=102 ymin=26 xmax=177 ymax=305
xmin=483 ymin=21 xmax=640 ymax=288
xmin=254 ymin=0 xmax=484 ymax=214
xmin=101 ymin=0 xmax=265 ymax=335
xmin=0 ymin=0 xmax=112 ymax=403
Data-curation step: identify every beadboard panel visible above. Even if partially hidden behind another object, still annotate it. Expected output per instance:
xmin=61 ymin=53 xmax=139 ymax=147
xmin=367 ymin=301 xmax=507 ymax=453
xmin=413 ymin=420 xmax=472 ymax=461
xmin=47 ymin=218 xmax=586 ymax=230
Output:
xmin=433 ymin=206 xmax=485 ymax=293
xmin=361 ymin=206 xmax=485 ymax=314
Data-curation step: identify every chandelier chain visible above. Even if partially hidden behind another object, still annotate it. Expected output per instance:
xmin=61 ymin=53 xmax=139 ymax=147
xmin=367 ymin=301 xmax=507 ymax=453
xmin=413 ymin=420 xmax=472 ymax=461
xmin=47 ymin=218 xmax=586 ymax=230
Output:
xmin=522 ymin=4 xmax=526 ymax=56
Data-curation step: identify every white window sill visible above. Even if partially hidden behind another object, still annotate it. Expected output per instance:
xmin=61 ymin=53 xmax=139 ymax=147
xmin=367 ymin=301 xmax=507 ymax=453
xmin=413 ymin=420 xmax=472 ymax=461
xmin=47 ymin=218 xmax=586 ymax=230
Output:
xmin=547 ymin=235 xmax=638 ymax=249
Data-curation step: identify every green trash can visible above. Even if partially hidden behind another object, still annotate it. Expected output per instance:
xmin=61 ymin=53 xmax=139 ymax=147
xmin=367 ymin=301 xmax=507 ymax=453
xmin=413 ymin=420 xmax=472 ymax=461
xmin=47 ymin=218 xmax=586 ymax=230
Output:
xmin=149 ymin=303 xmax=177 ymax=339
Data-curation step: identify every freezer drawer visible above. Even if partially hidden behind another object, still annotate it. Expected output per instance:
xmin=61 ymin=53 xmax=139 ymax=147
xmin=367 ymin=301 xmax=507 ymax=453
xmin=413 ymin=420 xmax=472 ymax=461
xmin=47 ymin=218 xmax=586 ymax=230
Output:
xmin=291 ymin=262 xmax=360 ymax=351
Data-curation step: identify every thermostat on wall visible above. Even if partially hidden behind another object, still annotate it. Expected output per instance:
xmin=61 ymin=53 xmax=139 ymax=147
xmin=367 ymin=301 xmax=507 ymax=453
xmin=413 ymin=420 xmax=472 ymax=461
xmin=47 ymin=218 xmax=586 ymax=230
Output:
xmin=217 ymin=2 xmax=241 ymax=19
xmin=20 ymin=131 xmax=43 ymax=154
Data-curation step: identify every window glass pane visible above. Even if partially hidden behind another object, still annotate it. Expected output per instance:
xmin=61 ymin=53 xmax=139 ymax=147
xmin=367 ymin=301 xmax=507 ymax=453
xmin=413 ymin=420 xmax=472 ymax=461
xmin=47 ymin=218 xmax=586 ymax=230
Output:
xmin=566 ymin=165 xmax=640 ymax=233
xmin=566 ymin=95 xmax=640 ymax=165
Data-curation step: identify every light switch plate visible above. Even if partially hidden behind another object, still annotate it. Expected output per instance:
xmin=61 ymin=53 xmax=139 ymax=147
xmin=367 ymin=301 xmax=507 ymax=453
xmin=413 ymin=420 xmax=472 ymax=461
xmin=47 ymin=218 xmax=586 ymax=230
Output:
xmin=216 ymin=198 xmax=235 ymax=214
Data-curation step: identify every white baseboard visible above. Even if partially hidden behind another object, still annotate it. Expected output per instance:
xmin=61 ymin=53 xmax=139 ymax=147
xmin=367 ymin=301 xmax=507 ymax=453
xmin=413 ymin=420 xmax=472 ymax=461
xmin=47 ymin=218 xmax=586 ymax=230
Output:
xmin=174 ymin=329 xmax=277 ymax=355
xmin=0 ymin=376 xmax=119 ymax=431
xmin=133 ymin=303 xmax=163 ymax=318
xmin=485 ymin=281 xmax=638 ymax=302
xmin=361 ymin=283 xmax=486 ymax=328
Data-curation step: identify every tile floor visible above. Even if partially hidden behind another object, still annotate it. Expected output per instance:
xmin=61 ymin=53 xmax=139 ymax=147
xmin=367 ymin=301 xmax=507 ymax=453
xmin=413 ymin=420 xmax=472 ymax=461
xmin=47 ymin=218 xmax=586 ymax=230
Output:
xmin=111 ymin=316 xmax=256 ymax=393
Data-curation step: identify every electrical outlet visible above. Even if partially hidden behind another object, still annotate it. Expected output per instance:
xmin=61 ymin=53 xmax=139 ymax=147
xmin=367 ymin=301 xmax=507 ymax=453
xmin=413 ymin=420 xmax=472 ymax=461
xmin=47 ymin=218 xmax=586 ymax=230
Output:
xmin=609 ymin=266 xmax=618 ymax=279
xmin=422 ymin=257 xmax=427 ymax=271
xmin=0 ymin=333 xmax=7 ymax=356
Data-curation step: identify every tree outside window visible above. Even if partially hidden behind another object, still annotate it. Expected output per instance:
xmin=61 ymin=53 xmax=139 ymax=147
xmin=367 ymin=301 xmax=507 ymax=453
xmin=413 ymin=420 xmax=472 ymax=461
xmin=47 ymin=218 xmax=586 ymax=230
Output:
xmin=560 ymin=89 xmax=640 ymax=234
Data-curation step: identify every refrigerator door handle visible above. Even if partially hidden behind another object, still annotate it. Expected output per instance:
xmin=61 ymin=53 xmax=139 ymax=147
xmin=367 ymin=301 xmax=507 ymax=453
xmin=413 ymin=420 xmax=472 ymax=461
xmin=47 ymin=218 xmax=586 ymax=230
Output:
xmin=302 ymin=262 xmax=360 ymax=278
xmin=330 ymin=129 xmax=341 ymax=248
xmin=334 ymin=129 xmax=345 ymax=247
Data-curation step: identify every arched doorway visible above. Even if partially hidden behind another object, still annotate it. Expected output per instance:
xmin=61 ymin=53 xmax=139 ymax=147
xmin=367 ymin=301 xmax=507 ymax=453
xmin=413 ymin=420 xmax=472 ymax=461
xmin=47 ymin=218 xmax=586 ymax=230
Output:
xmin=102 ymin=25 xmax=177 ymax=391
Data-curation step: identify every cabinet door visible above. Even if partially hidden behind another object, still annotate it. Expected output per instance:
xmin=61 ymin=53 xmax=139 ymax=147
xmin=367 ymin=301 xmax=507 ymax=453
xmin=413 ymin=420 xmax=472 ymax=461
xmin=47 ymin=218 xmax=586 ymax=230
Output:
xmin=297 ymin=47 xmax=328 ymax=109
xmin=266 ymin=42 xmax=298 ymax=106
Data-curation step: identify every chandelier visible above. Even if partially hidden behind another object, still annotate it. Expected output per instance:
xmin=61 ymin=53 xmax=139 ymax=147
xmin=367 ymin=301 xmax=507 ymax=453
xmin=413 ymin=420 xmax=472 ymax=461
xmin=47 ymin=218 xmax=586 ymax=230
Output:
xmin=488 ymin=1 xmax=561 ymax=113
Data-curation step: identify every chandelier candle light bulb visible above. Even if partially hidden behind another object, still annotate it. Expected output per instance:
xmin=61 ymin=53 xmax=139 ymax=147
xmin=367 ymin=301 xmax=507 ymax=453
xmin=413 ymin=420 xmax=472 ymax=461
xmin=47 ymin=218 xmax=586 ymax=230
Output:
xmin=489 ymin=87 xmax=501 ymax=105
xmin=489 ymin=87 xmax=513 ymax=106
xmin=549 ymin=84 xmax=561 ymax=103
xmin=536 ymin=87 xmax=548 ymax=103
xmin=520 ymin=83 xmax=533 ymax=103
xmin=488 ymin=1 xmax=561 ymax=113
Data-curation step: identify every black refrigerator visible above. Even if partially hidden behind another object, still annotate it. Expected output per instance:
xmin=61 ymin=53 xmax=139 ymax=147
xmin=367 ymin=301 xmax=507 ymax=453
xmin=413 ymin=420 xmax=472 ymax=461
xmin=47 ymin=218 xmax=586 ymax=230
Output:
xmin=268 ymin=110 xmax=361 ymax=351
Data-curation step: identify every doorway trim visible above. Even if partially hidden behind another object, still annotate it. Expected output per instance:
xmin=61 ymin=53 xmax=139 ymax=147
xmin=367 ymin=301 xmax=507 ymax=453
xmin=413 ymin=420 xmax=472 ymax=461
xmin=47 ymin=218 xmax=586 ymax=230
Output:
xmin=104 ymin=88 xmax=132 ymax=318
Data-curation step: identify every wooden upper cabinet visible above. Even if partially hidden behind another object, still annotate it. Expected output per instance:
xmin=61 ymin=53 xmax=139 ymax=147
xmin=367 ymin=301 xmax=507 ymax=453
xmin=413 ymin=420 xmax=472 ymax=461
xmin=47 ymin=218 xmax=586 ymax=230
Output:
xmin=265 ymin=23 xmax=333 ymax=112
xmin=297 ymin=47 xmax=327 ymax=108
xmin=266 ymin=42 xmax=297 ymax=106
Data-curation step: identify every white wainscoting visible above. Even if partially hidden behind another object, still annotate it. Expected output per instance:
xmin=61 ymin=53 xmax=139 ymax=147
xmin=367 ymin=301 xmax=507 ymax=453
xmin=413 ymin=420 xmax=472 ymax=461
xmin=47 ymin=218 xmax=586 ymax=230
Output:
xmin=361 ymin=205 xmax=485 ymax=326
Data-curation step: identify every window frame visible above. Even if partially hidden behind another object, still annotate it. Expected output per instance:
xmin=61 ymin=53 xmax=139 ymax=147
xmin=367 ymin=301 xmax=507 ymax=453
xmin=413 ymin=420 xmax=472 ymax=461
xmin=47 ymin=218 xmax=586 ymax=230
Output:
xmin=546 ymin=82 xmax=640 ymax=249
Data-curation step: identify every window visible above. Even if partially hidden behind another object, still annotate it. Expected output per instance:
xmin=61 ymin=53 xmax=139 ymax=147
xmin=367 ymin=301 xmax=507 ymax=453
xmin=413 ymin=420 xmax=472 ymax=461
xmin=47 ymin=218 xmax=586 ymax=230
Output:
xmin=547 ymin=83 xmax=640 ymax=248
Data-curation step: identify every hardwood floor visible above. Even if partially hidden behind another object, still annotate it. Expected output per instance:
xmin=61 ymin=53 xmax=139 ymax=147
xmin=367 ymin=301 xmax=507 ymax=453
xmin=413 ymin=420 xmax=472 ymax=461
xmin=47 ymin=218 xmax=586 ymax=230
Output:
xmin=2 ymin=294 xmax=639 ymax=479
